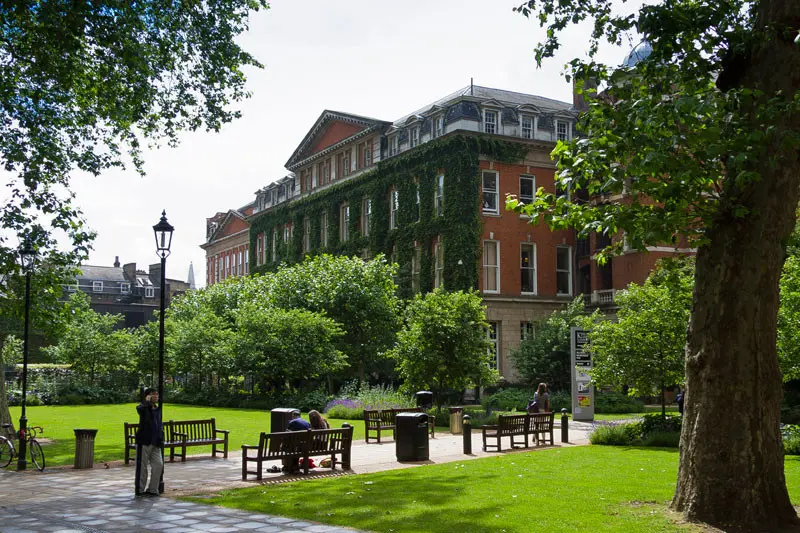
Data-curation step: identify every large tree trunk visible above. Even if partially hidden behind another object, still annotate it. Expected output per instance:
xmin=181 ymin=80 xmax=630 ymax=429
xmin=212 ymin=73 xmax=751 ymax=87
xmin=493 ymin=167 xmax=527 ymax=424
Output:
xmin=672 ymin=2 xmax=800 ymax=527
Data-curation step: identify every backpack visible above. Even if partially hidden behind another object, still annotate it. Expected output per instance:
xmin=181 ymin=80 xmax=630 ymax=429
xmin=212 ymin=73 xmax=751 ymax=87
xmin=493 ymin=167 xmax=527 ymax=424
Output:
xmin=527 ymin=400 xmax=540 ymax=413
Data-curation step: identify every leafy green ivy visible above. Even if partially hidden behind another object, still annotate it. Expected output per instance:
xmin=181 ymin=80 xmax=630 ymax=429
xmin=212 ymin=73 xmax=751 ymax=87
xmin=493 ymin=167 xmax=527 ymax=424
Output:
xmin=249 ymin=134 xmax=527 ymax=298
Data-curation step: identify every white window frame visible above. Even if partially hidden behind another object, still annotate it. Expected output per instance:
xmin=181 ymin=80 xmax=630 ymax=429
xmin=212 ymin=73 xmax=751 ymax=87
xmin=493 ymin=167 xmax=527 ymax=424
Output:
xmin=434 ymin=116 xmax=444 ymax=138
xmin=482 ymin=170 xmax=499 ymax=214
xmin=283 ymin=226 xmax=290 ymax=243
xmin=521 ymin=115 xmax=534 ymax=139
xmin=415 ymin=184 xmax=420 ymax=222
xmin=226 ymin=254 xmax=231 ymax=275
xmin=520 ymin=174 xmax=536 ymax=205
xmin=411 ymin=245 xmax=421 ymax=294
xmin=362 ymin=142 xmax=372 ymax=167
xmin=303 ymin=218 xmax=311 ymax=252
xmin=145 ymin=286 xmax=155 ymax=298
xmin=256 ymin=235 xmax=263 ymax=266
xmin=362 ymin=198 xmax=371 ymax=236
xmin=215 ymin=257 xmax=220 ymax=282
xmin=556 ymin=120 xmax=570 ymax=142
xmin=520 ymin=243 xmax=537 ymax=295
xmin=435 ymin=174 xmax=444 ymax=217
xmin=120 ymin=282 xmax=130 ymax=294
xmin=389 ymin=136 xmax=398 ymax=156
xmin=410 ymin=127 xmax=419 ymax=148
xmin=321 ymin=212 xmax=328 ymax=247
xmin=390 ymin=189 xmax=399 ymax=230
xmin=272 ymin=230 xmax=278 ymax=261
xmin=340 ymin=203 xmax=349 ymax=242
xmin=92 ymin=281 xmax=103 ymax=293
xmin=343 ymin=150 xmax=351 ymax=175
xmin=238 ymin=251 xmax=243 ymax=275
xmin=483 ymin=110 xmax=497 ymax=134
xmin=244 ymin=249 xmax=249 ymax=274
xmin=67 ymin=282 xmax=78 ymax=292
xmin=483 ymin=240 xmax=500 ymax=293
xmin=434 ymin=239 xmax=444 ymax=289
xmin=556 ymin=245 xmax=573 ymax=296
xmin=487 ymin=322 xmax=499 ymax=370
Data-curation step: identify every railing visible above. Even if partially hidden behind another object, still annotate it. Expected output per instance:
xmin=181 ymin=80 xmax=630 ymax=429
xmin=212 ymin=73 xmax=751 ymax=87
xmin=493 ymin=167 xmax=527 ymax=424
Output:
xmin=583 ymin=289 xmax=617 ymax=307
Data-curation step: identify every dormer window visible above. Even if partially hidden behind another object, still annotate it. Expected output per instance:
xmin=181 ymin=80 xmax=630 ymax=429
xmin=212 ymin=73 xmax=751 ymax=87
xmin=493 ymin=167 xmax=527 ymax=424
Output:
xmin=389 ymin=136 xmax=398 ymax=156
xmin=120 ymin=282 xmax=130 ymax=294
xmin=521 ymin=116 xmax=534 ymax=139
xmin=93 ymin=281 xmax=103 ymax=293
xmin=556 ymin=120 xmax=570 ymax=141
xmin=145 ymin=287 xmax=155 ymax=298
xmin=410 ymin=128 xmax=419 ymax=148
xmin=434 ymin=116 xmax=444 ymax=138
xmin=483 ymin=110 xmax=497 ymax=134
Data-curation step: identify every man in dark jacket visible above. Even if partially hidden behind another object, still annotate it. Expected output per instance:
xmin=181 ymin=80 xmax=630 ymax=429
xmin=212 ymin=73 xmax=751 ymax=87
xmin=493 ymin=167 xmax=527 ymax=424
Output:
xmin=135 ymin=387 xmax=163 ymax=496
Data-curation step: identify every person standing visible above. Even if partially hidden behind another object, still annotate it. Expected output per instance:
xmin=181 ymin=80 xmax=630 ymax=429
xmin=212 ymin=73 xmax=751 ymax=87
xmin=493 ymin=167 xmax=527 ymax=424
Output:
xmin=534 ymin=383 xmax=550 ymax=412
xmin=135 ymin=387 xmax=163 ymax=496
xmin=676 ymin=386 xmax=685 ymax=416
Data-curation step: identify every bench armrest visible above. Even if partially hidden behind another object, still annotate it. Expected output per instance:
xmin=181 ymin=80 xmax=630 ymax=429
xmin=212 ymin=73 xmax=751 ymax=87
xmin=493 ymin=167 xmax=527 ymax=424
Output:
xmin=172 ymin=431 xmax=187 ymax=440
xmin=215 ymin=429 xmax=230 ymax=435
xmin=481 ymin=425 xmax=498 ymax=430
xmin=241 ymin=444 xmax=258 ymax=450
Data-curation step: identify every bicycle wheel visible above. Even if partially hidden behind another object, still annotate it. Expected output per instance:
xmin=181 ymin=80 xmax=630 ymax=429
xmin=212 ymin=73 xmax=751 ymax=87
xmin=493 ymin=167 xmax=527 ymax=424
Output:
xmin=29 ymin=439 xmax=45 ymax=471
xmin=0 ymin=437 xmax=13 ymax=468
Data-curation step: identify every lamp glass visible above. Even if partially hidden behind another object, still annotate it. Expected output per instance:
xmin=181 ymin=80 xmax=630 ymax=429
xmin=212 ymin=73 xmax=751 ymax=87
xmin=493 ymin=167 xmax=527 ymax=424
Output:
xmin=19 ymin=242 xmax=36 ymax=273
xmin=152 ymin=210 xmax=175 ymax=256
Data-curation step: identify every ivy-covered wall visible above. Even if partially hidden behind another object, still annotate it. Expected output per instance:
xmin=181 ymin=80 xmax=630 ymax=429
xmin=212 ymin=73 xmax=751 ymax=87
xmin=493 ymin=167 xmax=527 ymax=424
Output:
xmin=249 ymin=134 xmax=528 ymax=298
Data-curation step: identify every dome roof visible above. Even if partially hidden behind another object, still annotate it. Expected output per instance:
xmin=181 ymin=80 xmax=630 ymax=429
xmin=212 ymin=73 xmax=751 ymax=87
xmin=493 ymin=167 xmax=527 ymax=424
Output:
xmin=623 ymin=40 xmax=653 ymax=67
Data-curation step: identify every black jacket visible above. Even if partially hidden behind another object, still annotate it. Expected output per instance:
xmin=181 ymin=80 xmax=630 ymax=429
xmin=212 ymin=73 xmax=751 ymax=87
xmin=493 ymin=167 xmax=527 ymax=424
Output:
xmin=136 ymin=401 xmax=163 ymax=446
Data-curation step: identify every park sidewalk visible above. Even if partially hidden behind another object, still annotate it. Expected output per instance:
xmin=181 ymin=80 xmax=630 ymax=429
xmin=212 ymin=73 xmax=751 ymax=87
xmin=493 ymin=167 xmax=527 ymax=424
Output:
xmin=0 ymin=422 xmax=592 ymax=533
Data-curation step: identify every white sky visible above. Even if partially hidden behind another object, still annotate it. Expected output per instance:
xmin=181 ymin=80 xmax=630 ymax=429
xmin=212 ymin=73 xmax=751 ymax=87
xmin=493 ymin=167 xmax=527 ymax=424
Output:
xmin=66 ymin=0 xmax=642 ymax=286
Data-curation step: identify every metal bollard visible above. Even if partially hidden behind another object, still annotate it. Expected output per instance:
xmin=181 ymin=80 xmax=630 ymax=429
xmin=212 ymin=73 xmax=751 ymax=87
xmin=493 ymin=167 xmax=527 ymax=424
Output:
xmin=561 ymin=408 xmax=569 ymax=443
xmin=462 ymin=415 xmax=472 ymax=455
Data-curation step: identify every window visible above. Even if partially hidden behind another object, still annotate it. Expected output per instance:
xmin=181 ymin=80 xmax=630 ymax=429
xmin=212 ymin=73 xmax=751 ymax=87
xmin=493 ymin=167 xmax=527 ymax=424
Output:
xmin=238 ymin=251 xmax=243 ymax=275
xmin=410 ymin=128 xmax=419 ymax=148
xmin=434 ymin=174 xmax=444 ymax=217
xmin=521 ymin=116 xmax=533 ymax=139
xmin=215 ymin=257 xmax=220 ymax=282
xmin=244 ymin=249 xmax=249 ymax=274
xmin=521 ymin=243 xmax=537 ymax=294
xmin=256 ymin=235 xmax=263 ymax=266
xmin=390 ymin=244 xmax=398 ymax=266
xmin=434 ymin=116 xmax=444 ymax=138
xmin=556 ymin=246 xmax=573 ymax=295
xmin=92 ymin=281 xmax=103 ymax=292
xmin=483 ymin=110 xmax=497 ymax=134
xmin=226 ymin=254 xmax=231 ymax=275
xmin=483 ymin=240 xmax=500 ymax=293
xmin=520 ymin=175 xmax=535 ymax=204
xmin=390 ymin=189 xmax=399 ymax=229
xmin=362 ymin=198 xmax=371 ymax=236
xmin=283 ymin=226 xmax=290 ymax=243
xmin=557 ymin=120 xmax=570 ymax=141
xmin=362 ymin=142 xmax=372 ymax=168
xmin=521 ymin=321 xmax=534 ymax=341
xmin=272 ymin=229 xmax=278 ymax=261
xmin=120 ymin=282 xmax=130 ymax=294
xmin=411 ymin=245 xmax=421 ymax=294
xmin=323 ymin=160 xmax=331 ymax=184
xmin=482 ymin=171 xmax=499 ymax=214
xmin=145 ymin=286 xmax=155 ymax=298
xmin=415 ymin=183 xmax=420 ymax=221
xmin=320 ymin=212 xmax=328 ymax=247
xmin=389 ymin=136 xmax=398 ymax=156
xmin=487 ymin=322 xmax=499 ymax=370
xmin=434 ymin=239 xmax=444 ymax=289
xmin=340 ymin=203 xmax=349 ymax=242
xmin=303 ymin=218 xmax=311 ymax=252
xmin=67 ymin=282 xmax=77 ymax=292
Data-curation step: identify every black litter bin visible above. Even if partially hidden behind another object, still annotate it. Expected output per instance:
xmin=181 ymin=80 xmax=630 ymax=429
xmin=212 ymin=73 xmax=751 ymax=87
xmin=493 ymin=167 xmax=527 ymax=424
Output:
xmin=415 ymin=391 xmax=433 ymax=409
xmin=396 ymin=412 xmax=429 ymax=461
xmin=271 ymin=408 xmax=300 ymax=432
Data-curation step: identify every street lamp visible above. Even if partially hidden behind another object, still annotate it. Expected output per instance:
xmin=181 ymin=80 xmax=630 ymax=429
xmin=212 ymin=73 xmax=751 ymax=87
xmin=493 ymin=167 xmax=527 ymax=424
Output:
xmin=17 ymin=238 xmax=36 ymax=471
xmin=152 ymin=210 xmax=173 ymax=492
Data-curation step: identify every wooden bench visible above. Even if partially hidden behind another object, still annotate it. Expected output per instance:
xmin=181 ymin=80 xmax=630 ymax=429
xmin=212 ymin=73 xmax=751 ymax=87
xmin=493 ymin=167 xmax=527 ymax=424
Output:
xmin=481 ymin=412 xmax=555 ymax=452
xmin=241 ymin=425 xmax=354 ymax=480
xmin=124 ymin=418 xmax=229 ymax=464
xmin=364 ymin=408 xmax=435 ymax=443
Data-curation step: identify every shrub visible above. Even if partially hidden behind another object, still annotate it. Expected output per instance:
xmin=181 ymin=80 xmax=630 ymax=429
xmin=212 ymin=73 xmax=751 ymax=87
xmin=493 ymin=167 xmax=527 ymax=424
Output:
xmin=782 ymin=425 xmax=800 ymax=455
xmin=482 ymin=388 xmax=533 ymax=412
xmin=590 ymin=423 xmax=640 ymax=446
xmin=594 ymin=391 xmax=645 ymax=414
xmin=641 ymin=430 xmax=681 ymax=448
xmin=549 ymin=390 xmax=571 ymax=413
xmin=324 ymin=399 xmax=364 ymax=420
xmin=641 ymin=413 xmax=681 ymax=436
xmin=463 ymin=408 xmax=498 ymax=427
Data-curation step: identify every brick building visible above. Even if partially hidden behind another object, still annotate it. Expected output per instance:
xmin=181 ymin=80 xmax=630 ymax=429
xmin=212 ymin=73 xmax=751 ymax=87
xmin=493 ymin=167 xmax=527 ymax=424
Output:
xmin=205 ymin=84 xmax=689 ymax=381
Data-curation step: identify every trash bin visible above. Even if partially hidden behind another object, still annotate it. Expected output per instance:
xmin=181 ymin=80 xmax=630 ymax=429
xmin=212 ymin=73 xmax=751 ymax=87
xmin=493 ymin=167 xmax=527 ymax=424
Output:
xmin=73 ymin=429 xmax=98 ymax=469
xmin=396 ymin=412 xmax=429 ymax=461
xmin=271 ymin=408 xmax=300 ymax=432
xmin=449 ymin=407 xmax=464 ymax=435
xmin=415 ymin=391 xmax=433 ymax=409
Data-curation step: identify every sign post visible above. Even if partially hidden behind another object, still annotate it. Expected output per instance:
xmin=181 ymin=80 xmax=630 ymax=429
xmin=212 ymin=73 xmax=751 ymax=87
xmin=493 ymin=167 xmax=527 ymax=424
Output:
xmin=570 ymin=327 xmax=594 ymax=421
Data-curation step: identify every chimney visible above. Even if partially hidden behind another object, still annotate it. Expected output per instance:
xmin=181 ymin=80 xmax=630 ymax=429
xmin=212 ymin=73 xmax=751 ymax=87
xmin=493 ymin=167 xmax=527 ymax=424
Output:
xmin=113 ymin=256 xmax=120 ymax=268
xmin=149 ymin=263 xmax=162 ymax=287
xmin=123 ymin=263 xmax=136 ymax=283
xmin=572 ymin=74 xmax=597 ymax=112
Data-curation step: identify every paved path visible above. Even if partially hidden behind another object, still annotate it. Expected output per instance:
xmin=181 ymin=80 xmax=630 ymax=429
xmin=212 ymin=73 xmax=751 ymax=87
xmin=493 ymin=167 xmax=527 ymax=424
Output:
xmin=0 ymin=423 xmax=591 ymax=533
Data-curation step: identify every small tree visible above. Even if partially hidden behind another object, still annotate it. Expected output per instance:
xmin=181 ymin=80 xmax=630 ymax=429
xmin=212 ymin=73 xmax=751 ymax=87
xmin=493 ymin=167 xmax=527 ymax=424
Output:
xmin=390 ymin=290 xmax=497 ymax=409
xmin=509 ymin=297 xmax=585 ymax=391
xmin=587 ymin=263 xmax=692 ymax=415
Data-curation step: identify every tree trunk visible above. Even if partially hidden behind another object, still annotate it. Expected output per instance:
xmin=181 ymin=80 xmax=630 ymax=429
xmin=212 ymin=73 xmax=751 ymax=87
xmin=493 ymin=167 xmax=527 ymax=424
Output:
xmin=672 ymin=3 xmax=800 ymax=526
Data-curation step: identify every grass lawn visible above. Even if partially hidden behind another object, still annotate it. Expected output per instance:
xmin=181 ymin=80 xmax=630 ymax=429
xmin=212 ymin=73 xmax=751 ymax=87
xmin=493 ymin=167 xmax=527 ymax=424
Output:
xmin=7 ymin=404 xmax=371 ymax=467
xmin=188 ymin=447 xmax=800 ymax=533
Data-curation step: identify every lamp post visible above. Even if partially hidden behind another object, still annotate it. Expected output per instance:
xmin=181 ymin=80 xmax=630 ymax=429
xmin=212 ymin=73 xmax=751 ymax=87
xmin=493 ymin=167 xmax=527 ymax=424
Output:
xmin=152 ymin=210 xmax=173 ymax=492
xmin=17 ymin=239 xmax=36 ymax=471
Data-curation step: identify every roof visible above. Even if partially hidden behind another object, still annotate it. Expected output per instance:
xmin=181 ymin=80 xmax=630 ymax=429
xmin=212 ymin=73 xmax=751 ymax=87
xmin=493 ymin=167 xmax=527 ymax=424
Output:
xmin=76 ymin=265 xmax=127 ymax=282
xmin=392 ymin=85 xmax=574 ymax=126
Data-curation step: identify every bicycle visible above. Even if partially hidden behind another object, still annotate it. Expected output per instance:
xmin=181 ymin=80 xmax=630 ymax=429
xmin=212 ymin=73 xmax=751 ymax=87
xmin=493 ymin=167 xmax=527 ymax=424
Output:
xmin=0 ymin=423 xmax=46 ymax=471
